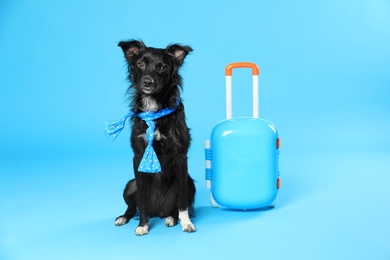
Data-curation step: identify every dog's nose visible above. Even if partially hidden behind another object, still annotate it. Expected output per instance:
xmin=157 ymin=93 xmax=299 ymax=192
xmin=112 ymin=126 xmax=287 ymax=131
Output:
xmin=142 ymin=76 xmax=154 ymax=88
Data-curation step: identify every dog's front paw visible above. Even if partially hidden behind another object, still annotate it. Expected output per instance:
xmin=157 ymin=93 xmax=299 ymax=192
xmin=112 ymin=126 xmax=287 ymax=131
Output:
xmin=182 ymin=222 xmax=196 ymax=233
xmin=135 ymin=225 xmax=149 ymax=236
xmin=179 ymin=208 xmax=196 ymax=233
xmin=114 ymin=216 xmax=129 ymax=226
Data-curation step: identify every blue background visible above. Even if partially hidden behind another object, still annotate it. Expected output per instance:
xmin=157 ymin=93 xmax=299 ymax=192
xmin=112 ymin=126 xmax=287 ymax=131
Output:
xmin=1 ymin=0 xmax=390 ymax=259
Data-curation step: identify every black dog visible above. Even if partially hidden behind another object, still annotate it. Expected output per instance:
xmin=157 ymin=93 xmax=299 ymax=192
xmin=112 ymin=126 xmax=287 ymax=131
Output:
xmin=114 ymin=40 xmax=196 ymax=235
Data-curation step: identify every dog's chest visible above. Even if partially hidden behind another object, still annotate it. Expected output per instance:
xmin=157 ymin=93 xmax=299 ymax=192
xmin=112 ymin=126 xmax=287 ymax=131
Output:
xmin=137 ymin=128 xmax=164 ymax=142
xmin=137 ymin=96 xmax=166 ymax=142
xmin=141 ymin=96 xmax=159 ymax=112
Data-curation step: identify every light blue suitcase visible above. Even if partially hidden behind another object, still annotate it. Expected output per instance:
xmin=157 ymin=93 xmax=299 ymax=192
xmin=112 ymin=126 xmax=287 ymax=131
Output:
xmin=205 ymin=62 xmax=280 ymax=210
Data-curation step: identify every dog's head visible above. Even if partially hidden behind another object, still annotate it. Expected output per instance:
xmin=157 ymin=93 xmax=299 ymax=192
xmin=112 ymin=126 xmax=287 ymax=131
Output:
xmin=118 ymin=40 xmax=192 ymax=96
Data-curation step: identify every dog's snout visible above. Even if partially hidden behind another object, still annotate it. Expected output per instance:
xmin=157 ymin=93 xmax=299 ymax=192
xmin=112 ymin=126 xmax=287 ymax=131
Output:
xmin=142 ymin=76 xmax=154 ymax=88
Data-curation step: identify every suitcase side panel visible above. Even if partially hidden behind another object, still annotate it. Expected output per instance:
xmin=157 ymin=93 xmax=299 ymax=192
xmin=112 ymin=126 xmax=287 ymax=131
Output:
xmin=210 ymin=118 xmax=278 ymax=209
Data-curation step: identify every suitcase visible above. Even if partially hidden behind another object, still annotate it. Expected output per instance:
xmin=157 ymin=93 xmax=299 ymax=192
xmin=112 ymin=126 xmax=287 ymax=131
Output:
xmin=205 ymin=62 xmax=280 ymax=210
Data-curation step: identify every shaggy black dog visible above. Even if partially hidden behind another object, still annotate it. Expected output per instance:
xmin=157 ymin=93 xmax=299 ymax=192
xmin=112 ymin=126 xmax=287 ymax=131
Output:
xmin=114 ymin=40 xmax=196 ymax=235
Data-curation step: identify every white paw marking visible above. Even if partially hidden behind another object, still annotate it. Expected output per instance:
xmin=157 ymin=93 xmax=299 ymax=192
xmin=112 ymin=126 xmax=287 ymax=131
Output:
xmin=165 ymin=216 xmax=177 ymax=227
xmin=182 ymin=223 xmax=196 ymax=232
xmin=114 ymin=217 xmax=128 ymax=226
xmin=179 ymin=208 xmax=196 ymax=233
xmin=135 ymin=225 xmax=149 ymax=236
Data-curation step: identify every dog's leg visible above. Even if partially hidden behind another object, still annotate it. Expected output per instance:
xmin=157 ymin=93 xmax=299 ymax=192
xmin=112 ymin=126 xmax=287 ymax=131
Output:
xmin=175 ymin=157 xmax=196 ymax=233
xmin=179 ymin=208 xmax=196 ymax=232
xmin=135 ymin=208 xmax=150 ymax=235
xmin=115 ymin=180 xmax=138 ymax=226
xmin=134 ymin=196 xmax=150 ymax=235
xmin=133 ymin=166 xmax=151 ymax=236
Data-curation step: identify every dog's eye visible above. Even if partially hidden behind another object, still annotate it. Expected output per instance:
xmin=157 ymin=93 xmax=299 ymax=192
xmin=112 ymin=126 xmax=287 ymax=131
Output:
xmin=137 ymin=61 xmax=145 ymax=69
xmin=157 ymin=64 xmax=168 ymax=72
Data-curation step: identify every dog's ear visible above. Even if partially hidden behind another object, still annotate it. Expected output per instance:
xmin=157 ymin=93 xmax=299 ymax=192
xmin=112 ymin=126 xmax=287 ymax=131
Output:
xmin=118 ymin=40 xmax=146 ymax=62
xmin=166 ymin=44 xmax=193 ymax=66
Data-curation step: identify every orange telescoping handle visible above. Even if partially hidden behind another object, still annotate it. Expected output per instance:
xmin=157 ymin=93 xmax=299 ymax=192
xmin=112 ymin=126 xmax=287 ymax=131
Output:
xmin=225 ymin=62 xmax=260 ymax=119
xmin=225 ymin=62 xmax=260 ymax=76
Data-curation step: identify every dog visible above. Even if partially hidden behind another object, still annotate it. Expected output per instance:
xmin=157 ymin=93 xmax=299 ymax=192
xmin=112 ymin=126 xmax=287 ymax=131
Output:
xmin=113 ymin=40 xmax=196 ymax=236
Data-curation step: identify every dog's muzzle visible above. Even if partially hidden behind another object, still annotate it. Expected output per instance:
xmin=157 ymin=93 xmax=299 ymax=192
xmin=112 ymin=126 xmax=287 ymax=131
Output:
xmin=141 ymin=76 xmax=154 ymax=94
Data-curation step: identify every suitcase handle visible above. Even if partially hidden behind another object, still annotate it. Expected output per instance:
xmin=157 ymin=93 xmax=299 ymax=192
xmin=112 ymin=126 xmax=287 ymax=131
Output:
xmin=225 ymin=62 xmax=260 ymax=76
xmin=225 ymin=62 xmax=260 ymax=119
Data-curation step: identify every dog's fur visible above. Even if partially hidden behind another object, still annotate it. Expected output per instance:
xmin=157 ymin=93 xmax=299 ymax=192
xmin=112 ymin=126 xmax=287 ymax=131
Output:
xmin=114 ymin=40 xmax=196 ymax=235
